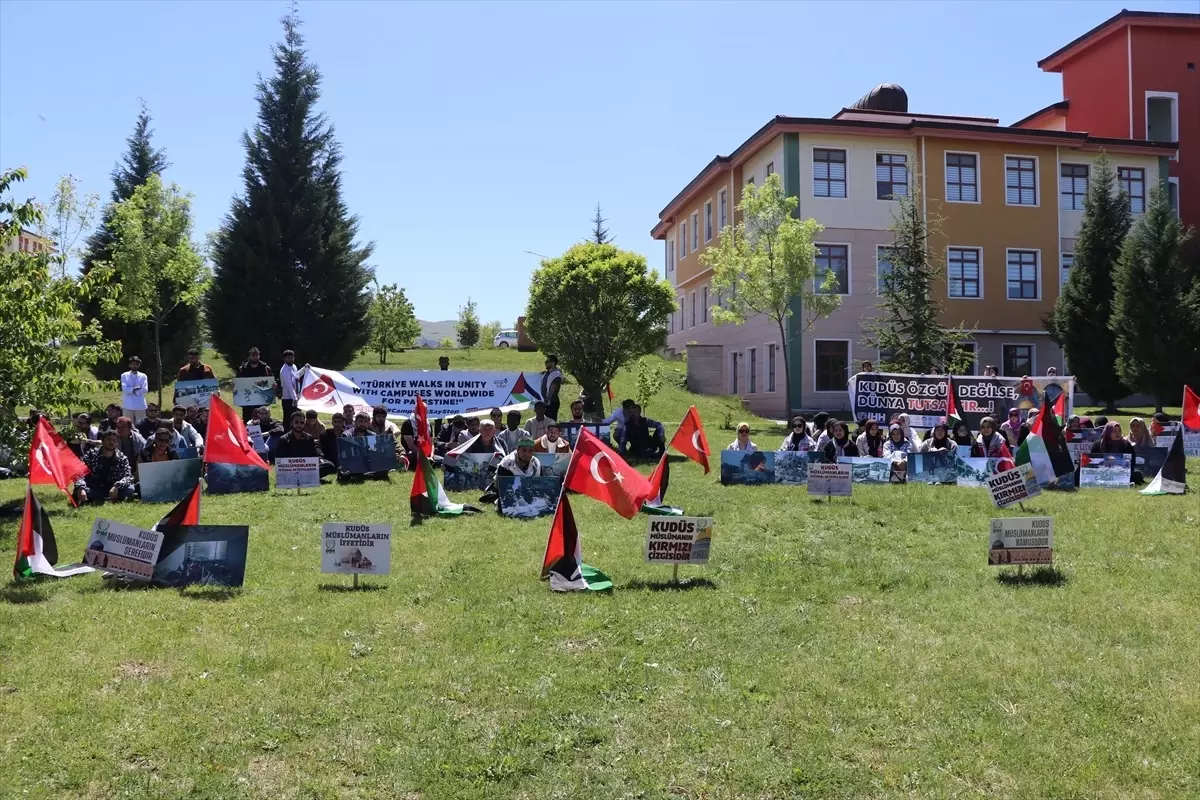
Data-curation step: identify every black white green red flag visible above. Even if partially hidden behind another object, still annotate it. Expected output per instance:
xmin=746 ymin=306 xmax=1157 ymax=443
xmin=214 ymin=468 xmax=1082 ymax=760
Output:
xmin=410 ymin=449 xmax=473 ymax=516
xmin=1015 ymin=393 xmax=1075 ymax=487
xmin=642 ymin=452 xmax=683 ymax=515
xmin=541 ymin=493 xmax=612 ymax=592
xmin=12 ymin=486 xmax=93 ymax=580
xmin=1141 ymin=429 xmax=1189 ymax=495
xmin=946 ymin=377 xmax=963 ymax=431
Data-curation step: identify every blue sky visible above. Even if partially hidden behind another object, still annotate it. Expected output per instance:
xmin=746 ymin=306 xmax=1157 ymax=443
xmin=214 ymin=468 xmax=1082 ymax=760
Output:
xmin=1 ymin=0 xmax=1192 ymax=325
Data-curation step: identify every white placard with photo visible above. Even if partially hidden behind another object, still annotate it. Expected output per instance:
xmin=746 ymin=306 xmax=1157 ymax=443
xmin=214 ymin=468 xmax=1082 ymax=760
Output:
xmin=321 ymin=523 xmax=391 ymax=575
xmin=807 ymin=462 xmax=852 ymax=497
xmin=276 ymin=457 xmax=320 ymax=489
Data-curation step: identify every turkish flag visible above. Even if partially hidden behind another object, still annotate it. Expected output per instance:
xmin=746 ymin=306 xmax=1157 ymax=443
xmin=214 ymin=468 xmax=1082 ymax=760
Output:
xmin=564 ymin=428 xmax=654 ymax=520
xmin=1184 ymin=385 xmax=1200 ymax=432
xmin=414 ymin=395 xmax=432 ymax=457
xmin=204 ymin=394 xmax=269 ymax=469
xmin=28 ymin=418 xmax=88 ymax=502
xmin=668 ymin=405 xmax=711 ymax=474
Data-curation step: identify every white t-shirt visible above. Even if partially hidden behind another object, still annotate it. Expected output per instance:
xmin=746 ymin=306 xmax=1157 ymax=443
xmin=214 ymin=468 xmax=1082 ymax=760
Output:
xmin=280 ymin=363 xmax=300 ymax=400
xmin=120 ymin=370 xmax=149 ymax=410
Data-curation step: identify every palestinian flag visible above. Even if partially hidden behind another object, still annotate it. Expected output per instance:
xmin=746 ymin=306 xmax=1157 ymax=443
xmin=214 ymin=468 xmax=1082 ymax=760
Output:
xmin=410 ymin=449 xmax=473 ymax=516
xmin=152 ymin=480 xmax=201 ymax=551
xmin=1030 ymin=392 xmax=1066 ymax=436
xmin=642 ymin=452 xmax=683 ymax=515
xmin=1141 ymin=429 xmax=1188 ymax=495
xmin=946 ymin=377 xmax=963 ymax=431
xmin=12 ymin=486 xmax=94 ymax=580
xmin=1015 ymin=393 xmax=1075 ymax=487
xmin=541 ymin=493 xmax=612 ymax=592
xmin=507 ymin=373 xmax=543 ymax=407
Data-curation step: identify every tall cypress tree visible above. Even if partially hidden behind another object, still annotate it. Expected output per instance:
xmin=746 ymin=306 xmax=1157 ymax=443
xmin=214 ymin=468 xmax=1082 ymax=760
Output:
xmin=207 ymin=12 xmax=373 ymax=371
xmin=81 ymin=105 xmax=201 ymax=381
xmin=1047 ymin=154 xmax=1131 ymax=411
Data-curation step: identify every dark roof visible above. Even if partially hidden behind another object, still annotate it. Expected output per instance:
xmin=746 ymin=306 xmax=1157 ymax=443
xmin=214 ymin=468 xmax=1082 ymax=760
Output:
xmin=1011 ymin=100 xmax=1069 ymax=129
xmin=1038 ymin=9 xmax=1200 ymax=69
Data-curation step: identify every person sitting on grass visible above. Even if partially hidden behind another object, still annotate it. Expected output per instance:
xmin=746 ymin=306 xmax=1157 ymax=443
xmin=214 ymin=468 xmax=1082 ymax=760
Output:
xmin=569 ymin=399 xmax=586 ymax=423
xmin=337 ymin=412 xmax=393 ymax=483
xmin=437 ymin=415 xmax=467 ymax=454
xmin=535 ymin=421 xmax=571 ymax=454
xmin=302 ymin=409 xmax=325 ymax=439
xmin=76 ymin=430 xmax=136 ymax=505
xmin=522 ymin=401 xmax=555 ymax=441
xmin=114 ymin=417 xmax=146 ymax=476
xmin=883 ymin=423 xmax=913 ymax=457
xmin=1126 ymin=417 xmax=1155 ymax=449
xmin=171 ymin=405 xmax=205 ymax=455
xmin=369 ymin=406 xmax=400 ymax=437
xmin=1090 ymin=422 xmax=1135 ymax=455
xmin=98 ymin=403 xmax=122 ymax=434
xmin=252 ymin=407 xmax=285 ymax=461
xmin=136 ymin=403 xmax=163 ymax=438
xmin=919 ymin=420 xmax=958 ymax=453
xmin=855 ymin=419 xmax=885 ymax=457
xmin=465 ymin=419 xmax=505 ymax=455
xmin=617 ymin=404 xmax=664 ymax=461
xmin=780 ymin=416 xmax=816 ymax=452
xmin=727 ymin=422 xmax=758 ymax=452
xmin=823 ymin=420 xmax=858 ymax=461
xmin=185 ymin=406 xmax=206 ymax=439
xmin=68 ymin=412 xmax=100 ymax=457
xmin=976 ymin=416 xmax=1012 ymax=460
xmin=952 ymin=421 xmax=983 ymax=456
xmin=322 ymin=413 xmax=346 ymax=469
xmin=497 ymin=410 xmax=524 ymax=454
xmin=496 ymin=437 xmax=546 ymax=477
xmin=277 ymin=411 xmax=336 ymax=477
xmin=140 ymin=427 xmax=180 ymax=464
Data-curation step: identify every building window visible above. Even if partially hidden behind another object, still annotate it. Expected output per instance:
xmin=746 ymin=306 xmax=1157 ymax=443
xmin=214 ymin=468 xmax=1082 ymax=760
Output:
xmin=666 ymin=240 xmax=674 ymax=274
xmin=1002 ymin=344 xmax=1034 ymax=377
xmin=815 ymin=244 xmax=849 ymax=295
xmin=1006 ymin=250 xmax=1039 ymax=300
xmin=1167 ymin=178 xmax=1179 ymax=214
xmin=766 ymin=162 xmax=775 ymax=176
xmin=947 ymin=247 xmax=982 ymax=298
xmin=704 ymin=201 xmax=713 ymax=242
xmin=731 ymin=352 xmax=739 ymax=394
xmin=1061 ymin=252 xmax=1073 ymax=288
xmin=767 ymin=344 xmax=776 ymax=392
xmin=1005 ymin=156 xmax=1038 ymax=205
xmin=876 ymin=247 xmax=893 ymax=295
xmin=747 ymin=177 xmax=755 ymax=187
xmin=669 ymin=307 xmax=674 ymax=334
xmin=1119 ymin=167 xmax=1145 ymax=213
xmin=814 ymin=341 xmax=849 ymax=392
xmin=748 ymin=348 xmax=757 ymax=394
xmin=691 ymin=213 xmax=699 ymax=251
xmin=1146 ymin=93 xmax=1178 ymax=145
xmin=701 ymin=286 xmax=708 ymax=323
xmin=875 ymin=153 xmax=908 ymax=199
xmin=690 ymin=292 xmax=696 ymax=327
xmin=813 ymin=148 xmax=847 ymax=198
xmin=679 ymin=222 xmax=686 ymax=258
xmin=1060 ymin=163 xmax=1088 ymax=210
xmin=946 ymin=152 xmax=978 ymax=202
xmin=718 ymin=189 xmax=728 ymax=230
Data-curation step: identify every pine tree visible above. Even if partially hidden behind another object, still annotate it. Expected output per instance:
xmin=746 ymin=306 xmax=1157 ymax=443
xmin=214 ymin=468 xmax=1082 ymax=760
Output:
xmin=1110 ymin=182 xmax=1198 ymax=411
xmin=1047 ymin=154 xmax=1131 ymax=410
xmin=80 ymin=105 xmax=199 ymax=382
xmin=590 ymin=203 xmax=611 ymax=244
xmin=456 ymin=298 xmax=481 ymax=353
xmin=207 ymin=11 xmax=373 ymax=371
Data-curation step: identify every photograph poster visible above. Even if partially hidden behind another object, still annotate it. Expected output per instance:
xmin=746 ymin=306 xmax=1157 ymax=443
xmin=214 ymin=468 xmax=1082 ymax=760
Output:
xmin=719 ymin=450 xmax=775 ymax=485
xmin=173 ymin=379 xmax=219 ymax=408
xmin=337 ymin=435 xmax=399 ymax=474
xmin=234 ymin=377 xmax=275 ymax=407
xmin=153 ymin=525 xmax=250 ymax=588
xmin=205 ymin=462 xmax=270 ymax=495
xmin=139 ymin=458 xmax=204 ymax=503
xmin=774 ymin=451 xmax=810 ymax=485
xmin=498 ymin=475 xmax=562 ymax=518
xmin=443 ymin=453 xmax=495 ymax=492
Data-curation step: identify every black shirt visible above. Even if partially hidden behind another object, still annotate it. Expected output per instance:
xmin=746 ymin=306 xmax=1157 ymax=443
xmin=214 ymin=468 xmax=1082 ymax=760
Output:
xmin=276 ymin=430 xmax=322 ymax=460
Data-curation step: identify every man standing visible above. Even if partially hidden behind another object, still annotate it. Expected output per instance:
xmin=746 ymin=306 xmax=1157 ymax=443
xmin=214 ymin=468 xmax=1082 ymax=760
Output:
xmin=541 ymin=355 xmax=563 ymax=421
xmin=177 ymin=348 xmax=216 ymax=381
xmin=237 ymin=347 xmax=272 ymax=423
xmin=438 ymin=356 xmax=450 ymax=371
xmin=76 ymin=430 xmax=136 ymax=504
xmin=280 ymin=349 xmax=300 ymax=421
xmin=120 ymin=356 xmax=149 ymax=421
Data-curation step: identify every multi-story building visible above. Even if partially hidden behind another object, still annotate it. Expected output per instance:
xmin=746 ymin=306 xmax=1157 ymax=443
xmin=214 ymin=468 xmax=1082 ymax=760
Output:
xmin=653 ymin=85 xmax=1173 ymax=417
xmin=2 ymin=227 xmax=52 ymax=255
xmin=1017 ymin=9 xmax=1199 ymax=227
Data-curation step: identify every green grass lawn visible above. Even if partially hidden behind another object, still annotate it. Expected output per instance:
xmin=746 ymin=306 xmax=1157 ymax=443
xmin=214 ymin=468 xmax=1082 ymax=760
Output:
xmin=4 ymin=355 xmax=1199 ymax=798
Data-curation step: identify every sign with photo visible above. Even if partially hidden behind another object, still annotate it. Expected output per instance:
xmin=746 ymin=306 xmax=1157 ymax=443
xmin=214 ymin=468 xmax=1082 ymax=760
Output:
xmin=82 ymin=519 xmax=164 ymax=581
xmin=988 ymin=517 xmax=1053 ymax=566
xmin=1158 ymin=431 xmax=1200 ymax=456
xmin=534 ymin=452 xmax=572 ymax=478
xmin=173 ymin=379 xmax=219 ymax=408
xmin=719 ymin=450 xmax=775 ymax=485
xmin=644 ymin=517 xmax=713 ymax=565
xmin=560 ymin=422 xmax=610 ymax=447
xmin=340 ymin=370 xmax=545 ymax=417
xmin=848 ymin=373 xmax=1074 ymax=431
xmin=774 ymin=451 xmax=810 ymax=485
xmin=1079 ymin=453 xmax=1132 ymax=488
xmin=807 ymin=462 xmax=853 ymax=497
xmin=986 ymin=463 xmax=1041 ymax=509
xmin=1132 ymin=446 xmax=1169 ymax=484
xmin=205 ymin=462 xmax=269 ymax=494
xmin=908 ymin=452 xmax=959 ymax=485
xmin=337 ymin=434 xmax=398 ymax=474
xmin=138 ymin=458 xmax=203 ymax=503
xmin=233 ymin=376 xmax=275 ymax=407
xmin=443 ymin=452 xmax=495 ymax=492
xmin=956 ymin=457 xmax=1003 ymax=488
xmin=153 ymin=525 xmax=249 ymax=587
xmin=840 ymin=456 xmax=904 ymax=484
xmin=321 ymin=523 xmax=392 ymax=575
xmin=497 ymin=475 xmax=562 ymax=518
xmin=276 ymin=456 xmax=321 ymax=489
xmin=245 ymin=424 xmax=268 ymax=454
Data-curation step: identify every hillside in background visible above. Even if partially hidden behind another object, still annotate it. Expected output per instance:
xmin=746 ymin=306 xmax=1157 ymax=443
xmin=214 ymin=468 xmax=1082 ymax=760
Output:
xmin=416 ymin=319 xmax=457 ymax=347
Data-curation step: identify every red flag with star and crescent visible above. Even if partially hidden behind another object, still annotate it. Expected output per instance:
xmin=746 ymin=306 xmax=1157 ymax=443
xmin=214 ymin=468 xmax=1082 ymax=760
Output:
xmin=205 ymin=394 xmax=269 ymax=469
xmin=564 ymin=428 xmax=654 ymax=520
xmin=413 ymin=395 xmax=433 ymax=458
xmin=28 ymin=418 xmax=88 ymax=504
xmin=668 ymin=405 xmax=711 ymax=474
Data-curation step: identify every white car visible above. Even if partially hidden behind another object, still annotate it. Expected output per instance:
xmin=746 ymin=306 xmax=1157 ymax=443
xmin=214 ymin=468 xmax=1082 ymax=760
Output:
xmin=493 ymin=330 xmax=519 ymax=348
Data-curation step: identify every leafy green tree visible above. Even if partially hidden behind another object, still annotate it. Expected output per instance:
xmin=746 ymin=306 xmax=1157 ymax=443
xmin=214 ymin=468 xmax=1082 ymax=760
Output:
xmin=479 ymin=319 xmax=502 ymax=349
xmin=456 ymin=298 xmax=481 ymax=354
xmin=633 ymin=356 xmax=664 ymax=411
xmin=0 ymin=167 xmax=120 ymax=456
xmin=526 ymin=242 xmax=674 ymax=413
xmin=1047 ymin=154 xmax=1131 ymax=410
xmin=81 ymin=105 xmax=202 ymax=382
xmin=1110 ymin=182 xmax=1198 ymax=411
xmin=38 ymin=174 xmax=99 ymax=278
xmin=367 ymin=283 xmax=420 ymax=363
xmin=207 ymin=11 xmax=373 ymax=371
xmin=590 ymin=202 xmax=611 ymax=244
xmin=700 ymin=174 xmax=841 ymax=415
xmin=99 ymin=174 xmax=210 ymax=406
xmin=864 ymin=182 xmax=975 ymax=374
xmin=438 ymin=337 xmax=454 ymax=349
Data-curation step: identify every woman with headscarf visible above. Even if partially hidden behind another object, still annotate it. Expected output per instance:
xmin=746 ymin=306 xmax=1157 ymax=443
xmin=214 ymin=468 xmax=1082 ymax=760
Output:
xmin=822 ymin=420 xmax=858 ymax=461
xmin=896 ymin=413 xmax=921 ymax=449
xmin=1126 ymin=417 xmax=1155 ymax=448
xmin=1090 ymin=422 xmax=1134 ymax=455
xmin=976 ymin=416 xmax=1013 ymax=460
xmin=727 ymin=422 xmax=759 ymax=452
xmin=883 ymin=423 xmax=913 ymax=457
xmin=855 ymin=420 xmax=886 ymax=457
xmin=778 ymin=416 xmax=815 ymax=452
xmin=919 ymin=420 xmax=958 ymax=453
xmin=1065 ymin=415 xmax=1082 ymax=442
xmin=952 ymin=421 xmax=983 ymax=456
xmin=810 ymin=412 xmax=829 ymax=440
xmin=999 ymin=408 xmax=1026 ymax=448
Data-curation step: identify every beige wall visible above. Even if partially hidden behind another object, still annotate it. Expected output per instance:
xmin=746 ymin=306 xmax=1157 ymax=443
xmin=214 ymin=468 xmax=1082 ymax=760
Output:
xmin=798 ymin=133 xmax=917 ymax=230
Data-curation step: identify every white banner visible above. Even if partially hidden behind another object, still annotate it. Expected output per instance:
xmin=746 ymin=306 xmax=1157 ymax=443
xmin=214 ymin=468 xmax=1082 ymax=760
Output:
xmin=82 ymin=519 xmax=164 ymax=581
xmin=807 ymin=463 xmax=853 ymax=497
xmin=321 ymin=523 xmax=392 ymax=575
xmin=340 ymin=370 xmax=543 ymax=417
xmin=277 ymin=457 xmax=320 ymax=489
xmin=644 ymin=517 xmax=713 ymax=565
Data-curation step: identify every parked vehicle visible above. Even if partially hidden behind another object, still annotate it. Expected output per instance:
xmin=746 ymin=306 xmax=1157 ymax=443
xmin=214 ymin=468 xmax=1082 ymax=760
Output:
xmin=493 ymin=329 xmax=519 ymax=348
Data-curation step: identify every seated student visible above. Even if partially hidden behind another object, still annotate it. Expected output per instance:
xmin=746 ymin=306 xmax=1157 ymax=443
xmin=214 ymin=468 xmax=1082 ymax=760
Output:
xmin=338 ymin=413 xmax=393 ymax=482
xmin=68 ymin=413 xmax=100 ymax=457
xmin=302 ymin=410 xmax=325 ymax=439
xmin=1065 ymin=415 xmax=1083 ymax=442
xmin=98 ymin=403 xmax=123 ymax=434
xmin=999 ymin=408 xmax=1025 ymax=448
xmin=1090 ymin=422 xmax=1135 ymax=455
xmin=883 ymin=423 xmax=914 ymax=457
xmin=140 ymin=427 xmax=180 ymax=464
xmin=76 ymin=430 xmax=136 ymax=504
xmin=488 ymin=407 xmax=505 ymax=432
xmin=369 ymin=405 xmax=400 ymax=436
xmin=171 ymin=405 xmax=205 ymax=454
xmin=822 ymin=420 xmax=858 ymax=460
xmin=496 ymin=437 xmax=547 ymax=477
xmin=497 ymin=410 xmax=524 ymax=454
xmin=1150 ymin=412 xmax=1172 ymax=437
xmin=436 ymin=415 xmax=467 ymax=453
xmin=568 ymin=399 xmax=587 ymax=423
xmin=618 ymin=404 xmax=665 ymax=460
xmin=522 ymin=401 xmax=555 ymax=441
xmin=466 ymin=419 xmax=505 ymax=455
xmin=185 ymin=405 xmax=207 ymax=439
xmin=1092 ymin=415 xmax=1110 ymax=430
xmin=114 ymin=416 xmax=147 ymax=475
xmin=919 ymin=420 xmax=958 ymax=453
xmin=951 ymin=421 xmax=982 ymax=456
xmin=1079 ymin=416 xmax=1094 ymax=429
xmin=136 ymin=402 xmax=164 ymax=438
xmin=251 ymin=407 xmax=285 ymax=459
xmin=342 ymin=404 xmax=357 ymax=425
xmin=727 ymin=422 xmax=758 ymax=452
xmin=976 ymin=416 xmax=1013 ymax=460
xmin=277 ymin=411 xmax=336 ymax=476
xmin=779 ymin=416 xmax=816 ymax=452
xmin=399 ymin=414 xmax=425 ymax=465
xmin=535 ymin=421 xmax=572 ymax=454
xmin=896 ymin=413 xmax=922 ymax=449
xmin=855 ymin=419 xmax=885 ymax=457
xmin=809 ymin=412 xmax=829 ymax=440
xmin=601 ymin=398 xmax=636 ymax=431
xmin=462 ymin=415 xmax=482 ymax=443
xmin=322 ymin=413 xmax=347 ymax=469
xmin=1126 ymin=417 xmax=1155 ymax=448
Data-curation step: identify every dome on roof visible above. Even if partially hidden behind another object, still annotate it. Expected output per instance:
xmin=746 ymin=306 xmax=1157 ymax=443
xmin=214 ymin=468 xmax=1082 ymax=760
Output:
xmin=851 ymin=84 xmax=908 ymax=113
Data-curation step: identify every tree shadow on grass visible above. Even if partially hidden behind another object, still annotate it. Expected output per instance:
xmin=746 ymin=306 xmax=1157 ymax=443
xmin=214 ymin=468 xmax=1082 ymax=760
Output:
xmin=318 ymin=583 xmax=388 ymax=593
xmin=622 ymin=577 xmax=719 ymax=592
xmin=0 ymin=583 xmax=50 ymax=604
xmin=995 ymin=567 xmax=1069 ymax=587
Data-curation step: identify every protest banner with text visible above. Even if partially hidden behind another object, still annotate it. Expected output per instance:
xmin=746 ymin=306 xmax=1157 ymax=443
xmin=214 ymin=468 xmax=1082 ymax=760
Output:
xmin=341 ymin=371 xmax=544 ymax=417
xmin=82 ymin=519 xmax=164 ymax=580
xmin=644 ymin=517 xmax=713 ymax=565
xmin=986 ymin=463 xmax=1042 ymax=508
xmin=849 ymin=373 xmax=1075 ymax=430
xmin=322 ymin=523 xmax=392 ymax=575
xmin=276 ymin=457 xmax=321 ymax=489
xmin=988 ymin=517 xmax=1053 ymax=566
xmin=808 ymin=462 xmax=853 ymax=497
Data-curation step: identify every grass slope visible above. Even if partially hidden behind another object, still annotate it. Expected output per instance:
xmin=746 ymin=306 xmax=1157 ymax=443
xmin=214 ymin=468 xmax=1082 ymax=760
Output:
xmin=3 ymin=354 xmax=1198 ymax=799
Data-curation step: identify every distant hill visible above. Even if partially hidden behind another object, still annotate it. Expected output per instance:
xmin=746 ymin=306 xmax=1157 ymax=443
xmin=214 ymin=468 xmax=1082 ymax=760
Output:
xmin=416 ymin=319 xmax=457 ymax=347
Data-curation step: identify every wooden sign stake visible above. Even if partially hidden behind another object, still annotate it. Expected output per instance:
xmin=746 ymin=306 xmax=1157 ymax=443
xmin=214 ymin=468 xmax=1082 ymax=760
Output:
xmin=672 ymin=564 xmax=679 ymax=584
xmin=353 ymin=573 xmax=359 ymax=590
